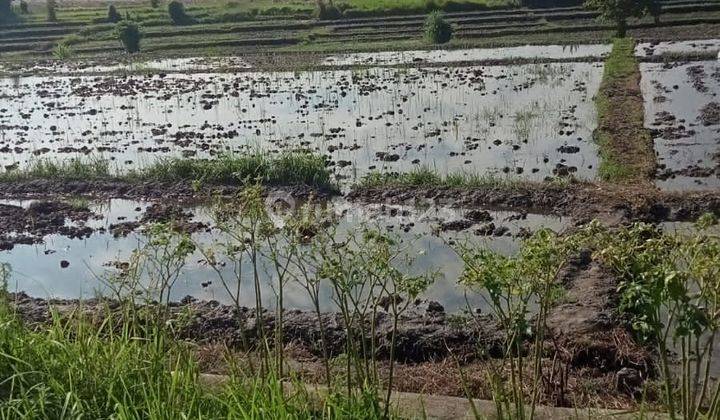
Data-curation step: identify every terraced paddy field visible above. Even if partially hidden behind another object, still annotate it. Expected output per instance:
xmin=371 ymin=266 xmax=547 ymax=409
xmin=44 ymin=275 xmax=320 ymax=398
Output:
xmin=3 ymin=1 xmax=720 ymax=418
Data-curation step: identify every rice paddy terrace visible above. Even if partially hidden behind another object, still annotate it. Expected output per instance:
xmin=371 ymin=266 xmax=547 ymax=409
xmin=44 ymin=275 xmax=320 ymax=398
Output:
xmin=2 ymin=0 xmax=720 ymax=416
xmin=0 ymin=0 xmax=719 ymax=59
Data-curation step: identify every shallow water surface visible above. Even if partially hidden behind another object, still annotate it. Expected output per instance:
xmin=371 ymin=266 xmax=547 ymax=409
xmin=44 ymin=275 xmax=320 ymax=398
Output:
xmin=640 ymin=61 xmax=720 ymax=191
xmin=323 ymin=44 xmax=611 ymax=66
xmin=0 ymin=62 xmax=602 ymax=183
xmin=0 ymin=198 xmax=566 ymax=312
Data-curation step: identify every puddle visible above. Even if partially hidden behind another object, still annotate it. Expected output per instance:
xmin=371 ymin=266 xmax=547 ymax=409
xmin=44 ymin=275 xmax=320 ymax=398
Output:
xmin=640 ymin=61 xmax=720 ymax=191
xmin=323 ymin=44 xmax=611 ymax=66
xmin=0 ymin=198 xmax=567 ymax=312
xmin=0 ymin=62 xmax=602 ymax=183
xmin=636 ymin=39 xmax=720 ymax=57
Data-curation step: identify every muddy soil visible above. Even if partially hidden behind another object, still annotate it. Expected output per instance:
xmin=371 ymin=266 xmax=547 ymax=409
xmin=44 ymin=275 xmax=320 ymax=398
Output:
xmin=347 ymin=182 xmax=720 ymax=225
xmin=0 ymin=200 xmax=96 ymax=250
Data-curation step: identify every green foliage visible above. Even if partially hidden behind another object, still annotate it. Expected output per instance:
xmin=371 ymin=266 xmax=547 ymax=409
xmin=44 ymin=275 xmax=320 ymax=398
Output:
xmin=134 ymin=152 xmax=335 ymax=190
xmin=52 ymin=42 xmax=74 ymax=59
xmin=359 ymin=167 xmax=527 ymax=189
xmin=150 ymin=0 xmax=160 ymax=8
xmin=168 ymin=0 xmax=195 ymax=25
xmin=314 ymin=0 xmax=342 ymax=20
xmin=584 ymin=0 xmax=654 ymax=37
xmin=595 ymin=38 xmax=653 ymax=183
xmin=107 ymin=4 xmax=122 ymax=22
xmin=115 ymin=20 xmax=142 ymax=53
xmin=424 ymin=11 xmax=453 ymax=44
xmin=0 ymin=158 xmax=110 ymax=182
xmin=19 ymin=0 xmax=27 ymax=13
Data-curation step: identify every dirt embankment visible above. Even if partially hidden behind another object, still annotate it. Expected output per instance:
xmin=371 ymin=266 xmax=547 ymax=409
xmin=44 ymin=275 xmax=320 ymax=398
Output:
xmin=347 ymin=182 xmax=720 ymax=225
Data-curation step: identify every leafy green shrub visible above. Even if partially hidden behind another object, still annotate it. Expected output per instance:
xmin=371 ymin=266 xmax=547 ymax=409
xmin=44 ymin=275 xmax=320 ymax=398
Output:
xmin=423 ymin=11 xmax=452 ymax=44
xmin=108 ymin=4 xmax=121 ymax=22
xmin=584 ymin=0 xmax=655 ymax=37
xmin=19 ymin=0 xmax=28 ymax=14
xmin=150 ymin=0 xmax=160 ymax=8
xmin=115 ymin=20 xmax=142 ymax=53
xmin=168 ymin=0 xmax=195 ymax=25
xmin=314 ymin=0 xmax=341 ymax=20
xmin=46 ymin=0 xmax=56 ymax=21
xmin=52 ymin=42 xmax=73 ymax=59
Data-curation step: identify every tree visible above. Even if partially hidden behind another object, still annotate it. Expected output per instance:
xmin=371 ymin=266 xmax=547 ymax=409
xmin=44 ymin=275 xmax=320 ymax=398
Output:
xmin=116 ymin=20 xmax=142 ymax=53
xmin=108 ymin=5 xmax=122 ymax=23
xmin=584 ymin=0 xmax=653 ymax=37
xmin=168 ymin=1 xmax=194 ymax=25
xmin=424 ymin=11 xmax=453 ymax=44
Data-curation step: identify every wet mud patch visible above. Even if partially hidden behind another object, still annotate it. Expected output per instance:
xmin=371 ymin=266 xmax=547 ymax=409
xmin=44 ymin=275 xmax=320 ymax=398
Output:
xmin=640 ymin=61 xmax=720 ymax=190
xmin=0 ymin=200 xmax=97 ymax=250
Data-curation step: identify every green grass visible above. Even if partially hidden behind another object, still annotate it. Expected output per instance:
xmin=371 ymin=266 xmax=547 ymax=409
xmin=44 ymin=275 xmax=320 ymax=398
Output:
xmin=0 ymin=158 xmax=112 ymax=182
xmin=0 ymin=152 xmax=336 ymax=191
xmin=0 ymin=296 xmax=385 ymax=418
xmin=594 ymin=37 xmax=655 ymax=183
xmin=358 ymin=166 xmax=533 ymax=189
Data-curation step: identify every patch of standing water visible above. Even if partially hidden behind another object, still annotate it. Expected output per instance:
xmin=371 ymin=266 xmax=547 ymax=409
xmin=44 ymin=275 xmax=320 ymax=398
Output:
xmin=640 ymin=61 xmax=720 ymax=191
xmin=0 ymin=198 xmax=566 ymax=313
xmin=21 ymin=57 xmax=251 ymax=75
xmin=635 ymin=39 xmax=720 ymax=57
xmin=323 ymin=44 xmax=611 ymax=66
xmin=0 ymin=62 xmax=603 ymax=183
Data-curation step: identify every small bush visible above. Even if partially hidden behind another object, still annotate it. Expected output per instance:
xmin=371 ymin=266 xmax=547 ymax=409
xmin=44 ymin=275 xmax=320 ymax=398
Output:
xmin=150 ymin=0 xmax=160 ymax=8
xmin=52 ymin=42 xmax=73 ymax=59
xmin=107 ymin=4 xmax=121 ymax=22
xmin=46 ymin=0 xmax=56 ymax=22
xmin=115 ymin=20 xmax=142 ymax=53
xmin=19 ymin=0 xmax=28 ymax=14
xmin=168 ymin=0 xmax=195 ymax=25
xmin=314 ymin=0 xmax=341 ymax=20
xmin=424 ymin=11 xmax=452 ymax=44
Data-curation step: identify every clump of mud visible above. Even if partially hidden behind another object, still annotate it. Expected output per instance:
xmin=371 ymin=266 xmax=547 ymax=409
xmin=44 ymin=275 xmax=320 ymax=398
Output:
xmin=0 ymin=201 xmax=97 ymax=250
xmin=700 ymin=102 xmax=720 ymax=126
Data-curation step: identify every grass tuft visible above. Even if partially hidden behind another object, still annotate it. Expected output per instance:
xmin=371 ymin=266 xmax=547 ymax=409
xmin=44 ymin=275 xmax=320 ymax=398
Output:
xmin=358 ymin=166 xmax=532 ymax=189
xmin=0 ymin=152 xmax=336 ymax=190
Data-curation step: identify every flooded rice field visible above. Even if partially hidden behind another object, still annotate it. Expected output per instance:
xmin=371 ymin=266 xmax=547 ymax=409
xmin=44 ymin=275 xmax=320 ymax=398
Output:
xmin=0 ymin=197 xmax=566 ymax=312
xmin=0 ymin=62 xmax=603 ymax=182
xmin=635 ymin=39 xmax=720 ymax=57
xmin=323 ymin=44 xmax=612 ymax=66
xmin=1 ymin=57 xmax=252 ymax=76
xmin=640 ymin=60 xmax=720 ymax=190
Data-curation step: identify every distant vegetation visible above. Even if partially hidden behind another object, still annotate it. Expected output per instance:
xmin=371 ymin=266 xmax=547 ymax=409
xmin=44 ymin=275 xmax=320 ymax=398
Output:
xmin=168 ymin=0 xmax=195 ymax=25
xmin=107 ymin=4 xmax=122 ymax=23
xmin=424 ymin=11 xmax=453 ymax=43
xmin=585 ymin=0 xmax=660 ymax=37
xmin=314 ymin=0 xmax=342 ymax=20
xmin=116 ymin=20 xmax=142 ymax=52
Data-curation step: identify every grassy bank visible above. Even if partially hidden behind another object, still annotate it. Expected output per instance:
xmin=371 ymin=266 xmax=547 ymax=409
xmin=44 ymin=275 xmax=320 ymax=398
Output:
xmin=0 ymin=298 xmax=381 ymax=418
xmin=0 ymin=152 xmax=336 ymax=191
xmin=358 ymin=167 xmax=566 ymax=189
xmin=594 ymin=38 xmax=655 ymax=183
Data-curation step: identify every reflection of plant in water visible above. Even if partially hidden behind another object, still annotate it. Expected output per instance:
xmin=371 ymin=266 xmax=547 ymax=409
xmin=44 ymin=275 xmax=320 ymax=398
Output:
xmin=513 ymin=108 xmax=537 ymax=143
